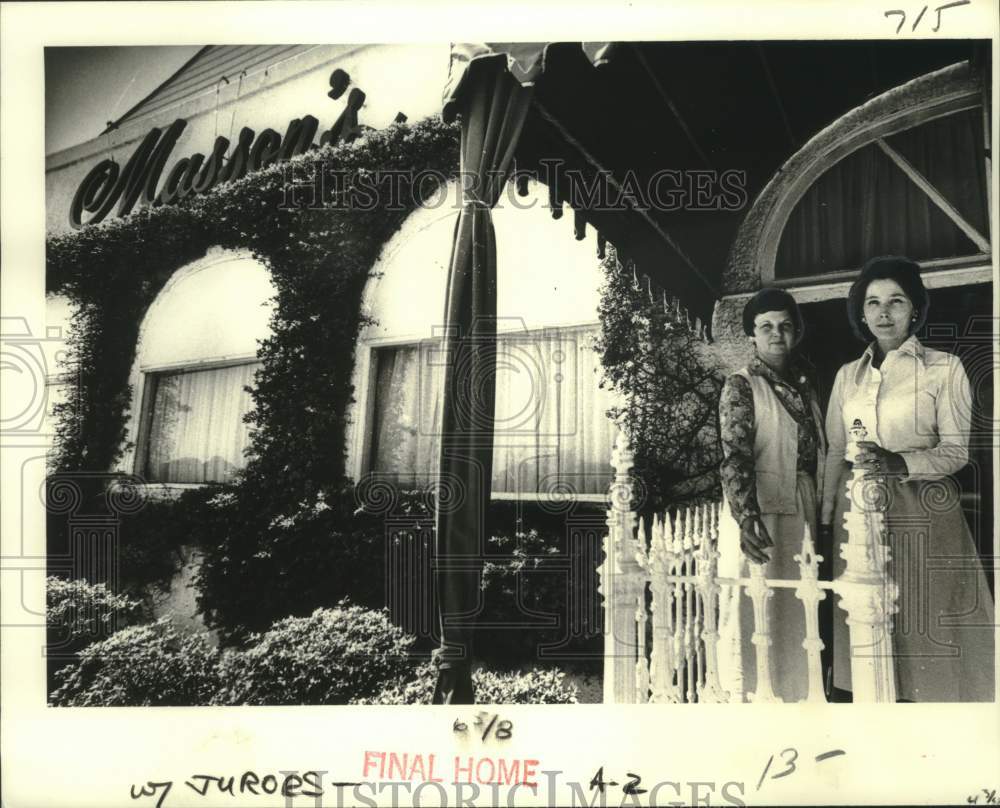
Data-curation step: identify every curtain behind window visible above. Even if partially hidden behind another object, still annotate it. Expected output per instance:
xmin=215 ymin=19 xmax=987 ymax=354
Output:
xmin=776 ymin=107 xmax=988 ymax=278
xmin=369 ymin=326 xmax=617 ymax=495
xmin=369 ymin=342 xmax=444 ymax=487
xmin=144 ymin=362 xmax=259 ymax=483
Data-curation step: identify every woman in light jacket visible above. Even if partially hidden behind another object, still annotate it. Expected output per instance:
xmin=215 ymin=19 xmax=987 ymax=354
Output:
xmin=717 ymin=288 xmax=826 ymax=703
xmin=819 ymin=255 xmax=994 ymax=702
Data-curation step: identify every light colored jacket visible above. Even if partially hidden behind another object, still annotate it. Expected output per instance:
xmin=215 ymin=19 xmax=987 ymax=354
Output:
xmin=735 ymin=367 xmax=827 ymax=515
xmin=820 ymin=335 xmax=970 ymax=522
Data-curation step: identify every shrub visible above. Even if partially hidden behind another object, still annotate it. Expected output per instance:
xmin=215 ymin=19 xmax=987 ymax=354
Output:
xmin=46 ymin=576 xmax=144 ymax=695
xmin=473 ymin=667 xmax=579 ymax=704
xmin=212 ymin=603 xmax=418 ymax=705
xmin=360 ymin=662 xmax=579 ymax=705
xmin=195 ymin=486 xmax=431 ymax=645
xmin=478 ymin=506 xmax=604 ymax=673
xmin=595 ymin=245 xmax=724 ymax=510
xmin=115 ymin=486 xmax=230 ymax=592
xmin=47 ymin=576 xmax=144 ymax=642
xmin=196 ymin=488 xmax=606 ymax=675
xmin=50 ymin=618 xmax=222 ymax=706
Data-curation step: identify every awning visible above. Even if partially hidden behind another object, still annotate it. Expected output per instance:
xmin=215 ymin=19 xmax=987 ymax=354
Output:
xmin=431 ymin=39 xmax=981 ymax=702
xmin=442 ymin=41 xmax=720 ymax=332
xmin=443 ymin=42 xmax=617 ymax=122
xmin=431 ymin=42 xmax=717 ymax=704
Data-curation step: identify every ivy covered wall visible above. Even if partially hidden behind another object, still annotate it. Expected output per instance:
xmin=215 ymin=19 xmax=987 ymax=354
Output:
xmin=48 ymin=117 xmax=460 ymax=486
xmin=45 ymin=116 xmax=722 ymax=669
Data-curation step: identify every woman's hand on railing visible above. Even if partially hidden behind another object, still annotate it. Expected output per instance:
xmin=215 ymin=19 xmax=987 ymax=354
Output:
xmin=739 ymin=515 xmax=773 ymax=565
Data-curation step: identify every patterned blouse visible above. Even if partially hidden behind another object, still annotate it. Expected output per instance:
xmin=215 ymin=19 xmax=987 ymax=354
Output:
xmin=719 ymin=356 xmax=820 ymax=525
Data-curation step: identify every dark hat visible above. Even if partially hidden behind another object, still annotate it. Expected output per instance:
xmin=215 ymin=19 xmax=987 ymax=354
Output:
xmin=742 ymin=287 xmax=805 ymax=343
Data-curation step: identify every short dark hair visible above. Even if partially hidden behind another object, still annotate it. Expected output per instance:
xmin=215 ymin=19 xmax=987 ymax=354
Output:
xmin=742 ymin=287 xmax=805 ymax=342
xmin=847 ymin=255 xmax=929 ymax=342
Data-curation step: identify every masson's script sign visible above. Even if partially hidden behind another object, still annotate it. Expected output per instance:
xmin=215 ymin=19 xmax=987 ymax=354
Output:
xmin=69 ymin=68 xmax=396 ymax=228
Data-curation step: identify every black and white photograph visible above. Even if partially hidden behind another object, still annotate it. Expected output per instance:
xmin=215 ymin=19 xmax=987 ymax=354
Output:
xmin=2 ymin=2 xmax=998 ymax=806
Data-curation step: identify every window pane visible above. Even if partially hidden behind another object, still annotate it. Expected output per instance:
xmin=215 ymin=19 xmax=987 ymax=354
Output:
xmin=775 ymin=107 xmax=989 ymax=278
xmin=368 ymin=342 xmax=443 ymax=488
xmin=143 ymin=363 xmax=258 ymax=483
xmin=369 ymin=327 xmax=617 ymax=495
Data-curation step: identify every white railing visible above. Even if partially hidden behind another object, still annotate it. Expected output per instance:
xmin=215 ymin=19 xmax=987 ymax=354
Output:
xmin=601 ymin=430 xmax=899 ymax=704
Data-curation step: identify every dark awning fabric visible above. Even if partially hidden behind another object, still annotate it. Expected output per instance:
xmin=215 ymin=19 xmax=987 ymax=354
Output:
xmin=443 ymin=43 xmax=617 ymax=123
xmin=442 ymin=41 xmax=719 ymax=332
xmin=431 ymin=57 xmax=534 ymax=704
xmin=440 ymin=40 xmax=984 ymax=333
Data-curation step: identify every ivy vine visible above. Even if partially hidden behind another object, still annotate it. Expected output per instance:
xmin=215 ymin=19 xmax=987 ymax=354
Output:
xmin=48 ymin=117 xmax=460 ymax=490
xmin=45 ymin=117 xmax=719 ymax=653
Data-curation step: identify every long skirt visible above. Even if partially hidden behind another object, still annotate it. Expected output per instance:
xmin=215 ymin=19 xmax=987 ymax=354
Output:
xmin=717 ymin=472 xmax=817 ymax=703
xmin=831 ymin=468 xmax=995 ymax=702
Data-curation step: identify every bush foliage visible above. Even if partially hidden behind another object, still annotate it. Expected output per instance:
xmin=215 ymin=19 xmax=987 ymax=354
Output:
xmin=213 ymin=603 xmax=417 ymax=706
xmin=50 ymin=618 xmax=222 ymax=707
xmin=195 ymin=490 xmax=605 ymax=667
xmin=359 ymin=662 xmax=579 ymax=705
xmin=49 ymin=603 xmax=579 ymax=706
xmin=47 ymin=576 xmax=144 ymax=641
xmin=595 ymin=246 xmax=724 ymax=511
xmin=46 ymin=576 xmax=145 ymax=692
xmin=477 ymin=503 xmax=604 ymax=673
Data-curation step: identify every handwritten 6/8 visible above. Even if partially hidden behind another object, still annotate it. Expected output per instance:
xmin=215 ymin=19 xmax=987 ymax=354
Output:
xmin=453 ymin=711 xmax=513 ymax=741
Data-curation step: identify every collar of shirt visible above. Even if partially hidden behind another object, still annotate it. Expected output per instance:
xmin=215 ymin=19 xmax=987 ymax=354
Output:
xmin=856 ymin=335 xmax=926 ymax=382
xmin=748 ymin=354 xmax=810 ymax=395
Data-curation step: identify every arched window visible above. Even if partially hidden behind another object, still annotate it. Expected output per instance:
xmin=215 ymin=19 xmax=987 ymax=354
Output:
xmin=776 ymin=106 xmax=989 ymax=280
xmin=347 ymin=182 xmax=620 ymax=500
xmin=124 ymin=249 xmax=275 ymax=485
xmin=724 ymin=62 xmax=991 ymax=296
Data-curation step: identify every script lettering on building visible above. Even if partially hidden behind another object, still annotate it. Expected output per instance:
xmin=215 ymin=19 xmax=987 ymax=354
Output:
xmin=70 ymin=68 xmax=387 ymax=228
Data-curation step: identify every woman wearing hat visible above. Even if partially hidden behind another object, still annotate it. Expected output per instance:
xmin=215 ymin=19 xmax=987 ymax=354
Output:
xmin=716 ymin=288 xmax=827 ymax=703
xmin=819 ymin=256 xmax=994 ymax=702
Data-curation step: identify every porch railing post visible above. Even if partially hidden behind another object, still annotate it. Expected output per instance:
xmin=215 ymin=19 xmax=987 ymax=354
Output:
xmin=697 ymin=502 xmax=729 ymax=703
xmin=835 ymin=422 xmax=899 ymax=703
xmin=601 ymin=430 xmax=644 ymax=704
xmin=746 ymin=564 xmax=780 ymax=703
xmin=794 ymin=523 xmax=828 ymax=703
xmin=648 ymin=514 xmax=677 ymax=703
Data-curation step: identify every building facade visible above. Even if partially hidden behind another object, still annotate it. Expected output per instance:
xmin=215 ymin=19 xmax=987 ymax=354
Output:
xmin=45 ymin=42 xmax=993 ymax=669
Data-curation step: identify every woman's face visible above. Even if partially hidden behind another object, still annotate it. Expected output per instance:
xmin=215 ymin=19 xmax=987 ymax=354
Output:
xmin=863 ymin=278 xmax=914 ymax=346
xmin=750 ymin=309 xmax=796 ymax=366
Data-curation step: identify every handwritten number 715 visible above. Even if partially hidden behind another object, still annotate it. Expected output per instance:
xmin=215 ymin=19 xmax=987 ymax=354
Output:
xmin=885 ymin=0 xmax=970 ymax=34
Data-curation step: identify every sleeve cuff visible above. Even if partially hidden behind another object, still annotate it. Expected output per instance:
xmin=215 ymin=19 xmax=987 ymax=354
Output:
xmin=898 ymin=450 xmax=965 ymax=481
xmin=731 ymin=502 xmax=760 ymax=526
xmin=897 ymin=452 xmax=921 ymax=482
